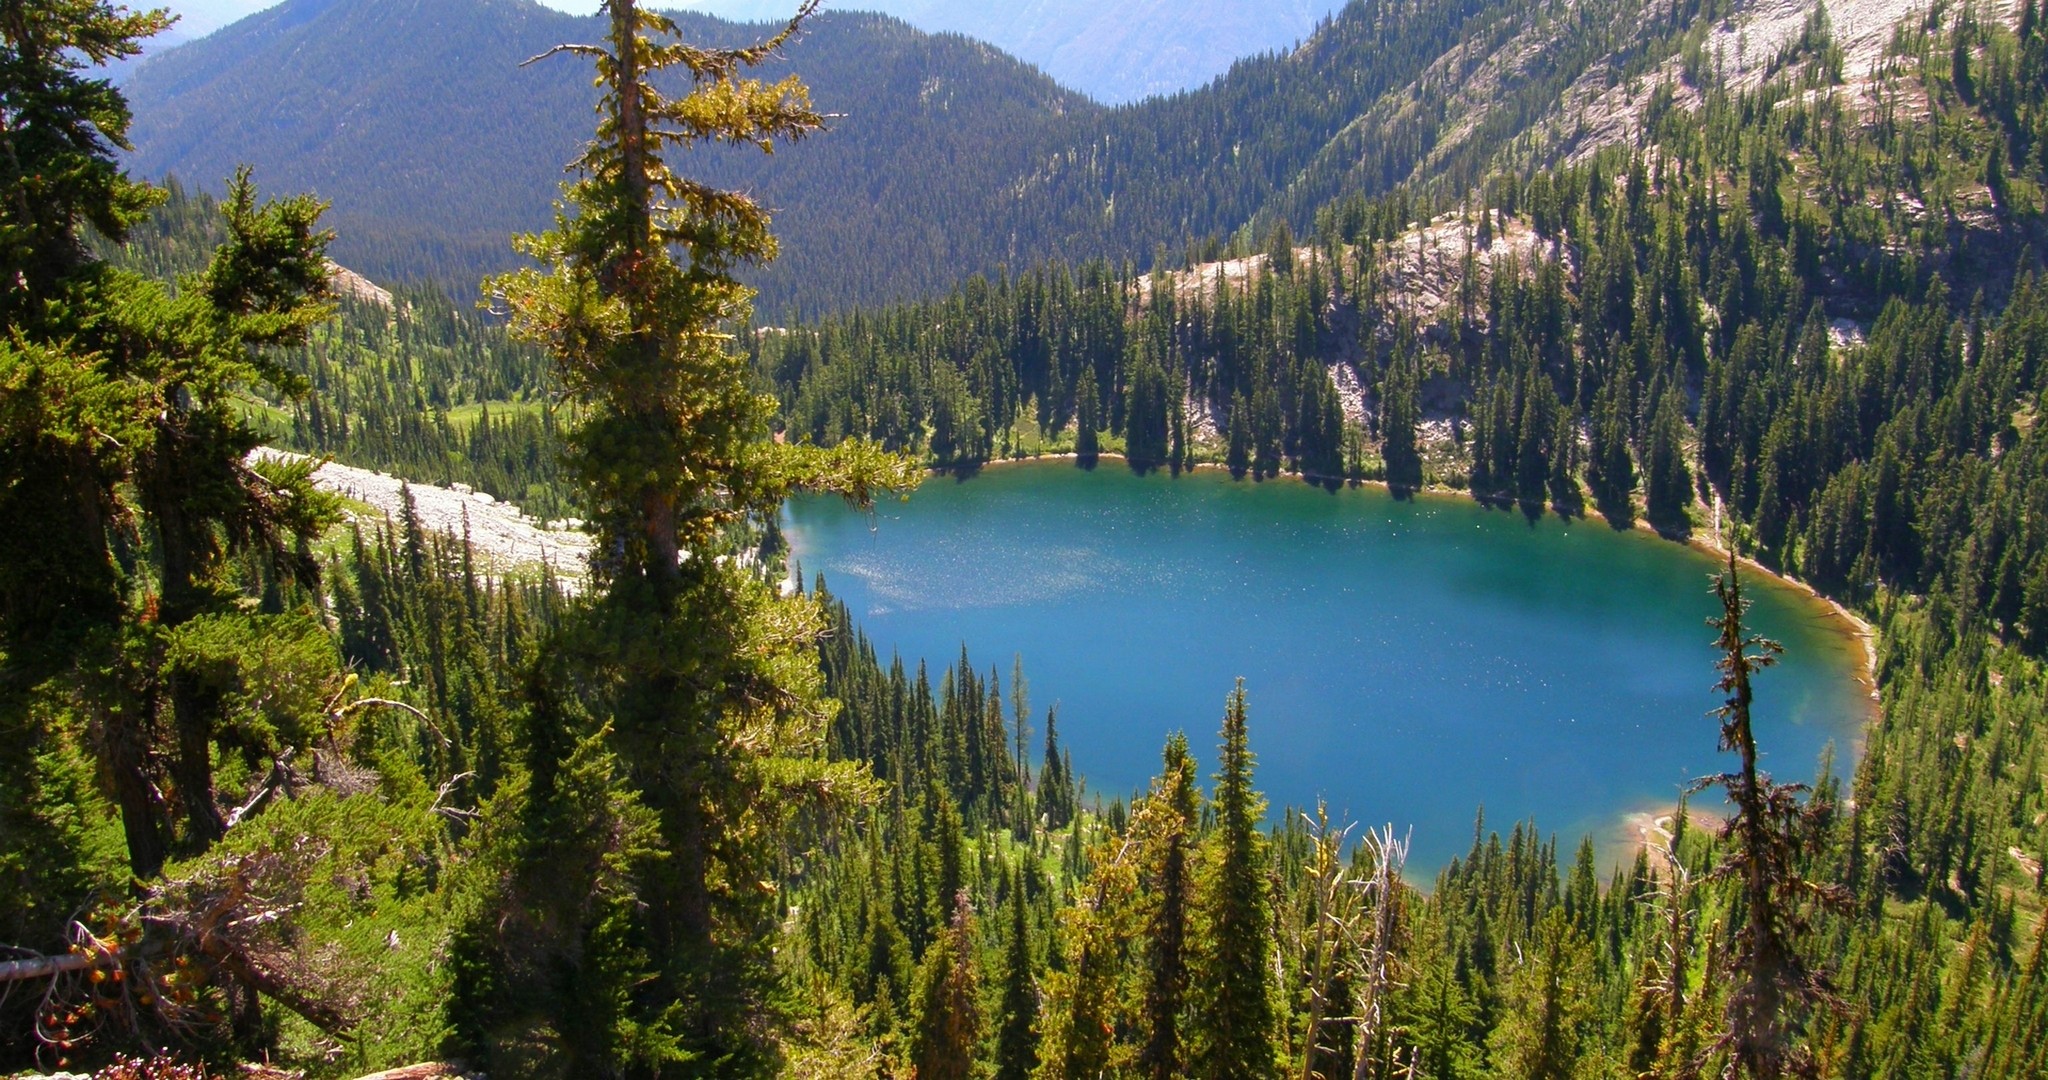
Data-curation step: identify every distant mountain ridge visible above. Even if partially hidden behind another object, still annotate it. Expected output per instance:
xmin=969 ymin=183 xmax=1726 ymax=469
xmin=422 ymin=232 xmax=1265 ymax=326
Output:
xmin=122 ymin=0 xmax=1926 ymax=315
xmin=124 ymin=0 xmax=1092 ymax=311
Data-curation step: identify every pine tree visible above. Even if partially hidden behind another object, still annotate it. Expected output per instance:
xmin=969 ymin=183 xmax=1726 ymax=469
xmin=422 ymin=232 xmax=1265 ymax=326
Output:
xmin=1076 ymin=365 xmax=1101 ymax=462
xmin=1253 ymin=380 xmax=1284 ymax=480
xmin=1169 ymin=377 xmax=1190 ymax=475
xmin=911 ymin=892 xmax=983 ymax=1080
xmin=1515 ymin=369 xmax=1553 ymax=509
xmin=1487 ymin=911 xmax=1594 ymax=1080
xmin=994 ymin=879 xmax=1040 ymax=1080
xmin=1140 ymin=733 xmax=1200 ymax=1079
xmin=1381 ymin=357 xmax=1423 ymax=493
xmin=145 ymin=173 xmax=339 ymax=852
xmin=1646 ymin=391 xmax=1694 ymax=536
xmin=1589 ymin=378 xmax=1637 ymax=528
xmin=1228 ymin=390 xmax=1253 ymax=478
xmin=470 ymin=2 xmax=916 ymax=1072
xmin=1402 ymin=915 xmax=1478 ymax=1080
xmin=1 ymin=2 xmax=338 ymax=882
xmin=1193 ymin=680 xmax=1280 ymax=1079
xmin=1125 ymin=351 xmax=1169 ymax=469
xmin=1548 ymin=410 xmax=1582 ymax=516
xmin=1036 ymin=706 xmax=1075 ymax=830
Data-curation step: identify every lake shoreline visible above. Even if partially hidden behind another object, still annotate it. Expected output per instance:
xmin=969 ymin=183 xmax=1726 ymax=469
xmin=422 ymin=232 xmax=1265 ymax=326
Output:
xmin=929 ymin=451 xmax=1883 ymax=711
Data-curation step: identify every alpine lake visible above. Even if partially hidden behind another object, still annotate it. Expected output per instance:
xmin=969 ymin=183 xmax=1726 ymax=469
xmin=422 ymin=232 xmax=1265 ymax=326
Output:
xmin=783 ymin=459 xmax=1874 ymax=872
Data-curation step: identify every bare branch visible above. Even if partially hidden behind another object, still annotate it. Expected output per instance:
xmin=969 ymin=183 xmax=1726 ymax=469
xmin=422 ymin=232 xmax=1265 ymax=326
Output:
xmin=337 ymin=696 xmax=448 ymax=745
xmin=431 ymin=772 xmax=480 ymax=822
xmin=226 ymin=748 xmax=297 ymax=830
xmin=523 ymin=42 xmax=610 ymax=67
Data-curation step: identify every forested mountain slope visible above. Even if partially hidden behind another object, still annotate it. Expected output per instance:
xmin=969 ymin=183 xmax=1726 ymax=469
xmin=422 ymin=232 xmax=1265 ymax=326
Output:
xmin=123 ymin=0 xmax=1904 ymax=315
xmin=123 ymin=0 xmax=1093 ymax=311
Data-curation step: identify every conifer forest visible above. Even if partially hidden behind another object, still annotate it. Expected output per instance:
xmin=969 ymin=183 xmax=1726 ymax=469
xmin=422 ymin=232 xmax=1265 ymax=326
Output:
xmin=6 ymin=0 xmax=2048 ymax=1078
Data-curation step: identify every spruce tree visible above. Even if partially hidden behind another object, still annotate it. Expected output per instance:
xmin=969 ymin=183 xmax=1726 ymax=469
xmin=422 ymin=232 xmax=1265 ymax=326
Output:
xmin=1076 ymin=365 xmax=1101 ymax=462
xmin=1193 ymin=680 xmax=1280 ymax=1079
xmin=1140 ymin=733 xmax=1200 ymax=1079
xmin=910 ymin=892 xmax=983 ymax=1080
xmin=1381 ymin=357 xmax=1423 ymax=493
xmin=1646 ymin=391 xmax=1694 ymax=536
xmin=994 ymin=879 xmax=1040 ymax=1080
xmin=470 ymin=2 xmax=916 ymax=1072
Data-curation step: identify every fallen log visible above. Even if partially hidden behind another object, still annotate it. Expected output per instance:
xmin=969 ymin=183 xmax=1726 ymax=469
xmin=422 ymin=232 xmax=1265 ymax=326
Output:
xmin=0 ymin=949 xmax=112 ymax=983
xmin=349 ymin=1065 xmax=473 ymax=1080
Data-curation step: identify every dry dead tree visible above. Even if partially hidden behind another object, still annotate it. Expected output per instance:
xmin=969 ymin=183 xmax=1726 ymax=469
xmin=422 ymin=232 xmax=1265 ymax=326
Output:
xmin=1349 ymin=824 xmax=1409 ymax=1080
xmin=1639 ymin=815 xmax=1699 ymax=1042
xmin=1295 ymin=805 xmax=1361 ymax=1080
xmin=1289 ymin=806 xmax=1410 ymax=1080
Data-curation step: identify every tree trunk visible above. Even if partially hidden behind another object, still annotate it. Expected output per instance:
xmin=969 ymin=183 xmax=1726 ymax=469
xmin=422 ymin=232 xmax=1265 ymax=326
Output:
xmin=96 ymin=697 xmax=170 ymax=878
xmin=147 ymin=439 xmax=227 ymax=851
xmin=169 ymin=673 xmax=227 ymax=848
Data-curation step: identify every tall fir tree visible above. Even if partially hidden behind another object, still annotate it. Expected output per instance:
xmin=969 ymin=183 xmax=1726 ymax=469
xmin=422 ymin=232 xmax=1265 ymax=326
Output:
xmin=910 ymin=892 xmax=983 ymax=1080
xmin=1193 ymin=680 xmax=1280 ymax=1079
xmin=1 ymin=1 xmax=338 ymax=889
xmin=464 ymin=1 xmax=915 ymax=1072
xmin=1140 ymin=732 xmax=1200 ymax=1079
xmin=1645 ymin=390 xmax=1694 ymax=537
xmin=994 ymin=877 xmax=1039 ymax=1080
xmin=1075 ymin=365 xmax=1101 ymax=462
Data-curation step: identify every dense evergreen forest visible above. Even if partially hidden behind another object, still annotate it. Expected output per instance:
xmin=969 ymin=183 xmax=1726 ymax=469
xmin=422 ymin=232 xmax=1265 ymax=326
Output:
xmin=6 ymin=1 xmax=2048 ymax=1079
xmin=103 ymin=181 xmax=573 ymax=521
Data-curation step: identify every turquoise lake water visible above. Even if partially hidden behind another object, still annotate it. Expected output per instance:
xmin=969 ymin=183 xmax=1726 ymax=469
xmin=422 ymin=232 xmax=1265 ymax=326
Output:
xmin=783 ymin=461 xmax=1873 ymax=871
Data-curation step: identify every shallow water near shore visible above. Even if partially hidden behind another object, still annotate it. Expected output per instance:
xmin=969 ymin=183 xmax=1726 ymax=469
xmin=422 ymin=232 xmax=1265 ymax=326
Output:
xmin=784 ymin=460 xmax=1872 ymax=873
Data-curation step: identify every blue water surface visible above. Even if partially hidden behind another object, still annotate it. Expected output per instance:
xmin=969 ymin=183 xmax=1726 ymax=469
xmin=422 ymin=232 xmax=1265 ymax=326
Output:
xmin=785 ymin=461 xmax=1871 ymax=871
